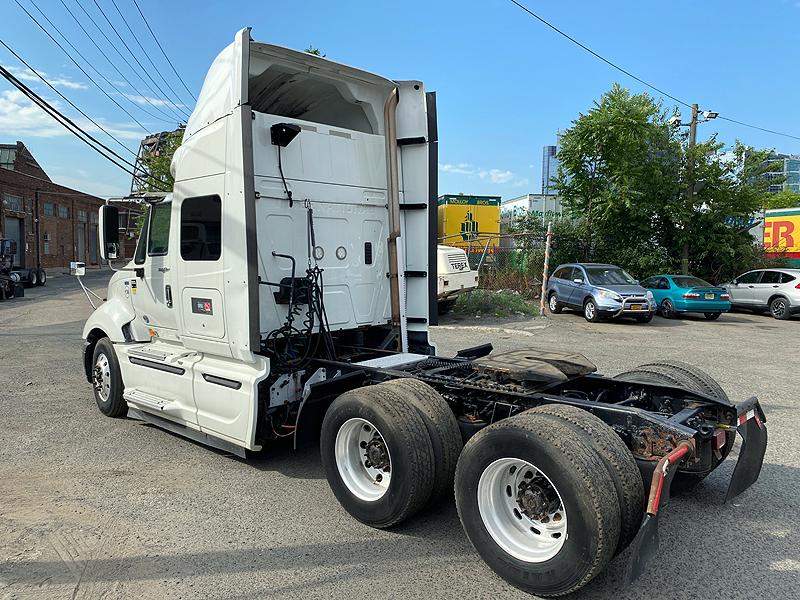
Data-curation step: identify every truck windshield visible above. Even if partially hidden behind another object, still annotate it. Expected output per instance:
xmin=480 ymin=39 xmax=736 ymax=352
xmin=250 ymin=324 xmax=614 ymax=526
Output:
xmin=672 ymin=276 xmax=712 ymax=288
xmin=585 ymin=267 xmax=637 ymax=285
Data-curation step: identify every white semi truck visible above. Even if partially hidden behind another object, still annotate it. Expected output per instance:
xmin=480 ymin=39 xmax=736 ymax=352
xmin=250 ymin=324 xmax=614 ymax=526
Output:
xmin=81 ymin=29 xmax=767 ymax=596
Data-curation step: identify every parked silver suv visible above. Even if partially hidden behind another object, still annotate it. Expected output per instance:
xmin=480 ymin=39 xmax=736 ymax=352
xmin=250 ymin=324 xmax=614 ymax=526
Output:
xmin=724 ymin=268 xmax=800 ymax=320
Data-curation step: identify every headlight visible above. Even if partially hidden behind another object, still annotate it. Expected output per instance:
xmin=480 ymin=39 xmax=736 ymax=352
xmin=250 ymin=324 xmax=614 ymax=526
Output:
xmin=597 ymin=288 xmax=623 ymax=303
xmin=646 ymin=290 xmax=654 ymax=301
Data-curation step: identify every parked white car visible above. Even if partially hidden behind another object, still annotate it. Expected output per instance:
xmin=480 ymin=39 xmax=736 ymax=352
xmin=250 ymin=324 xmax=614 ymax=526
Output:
xmin=724 ymin=268 xmax=800 ymax=319
xmin=437 ymin=245 xmax=478 ymax=310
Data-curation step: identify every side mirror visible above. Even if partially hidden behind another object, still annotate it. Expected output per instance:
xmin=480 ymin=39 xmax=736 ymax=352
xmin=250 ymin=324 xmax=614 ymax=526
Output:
xmin=731 ymin=280 xmax=738 ymax=286
xmin=99 ymin=205 xmax=120 ymax=261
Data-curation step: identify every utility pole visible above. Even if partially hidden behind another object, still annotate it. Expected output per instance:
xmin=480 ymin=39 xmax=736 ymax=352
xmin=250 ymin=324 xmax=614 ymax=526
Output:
xmin=34 ymin=189 xmax=41 ymax=271
xmin=681 ymin=103 xmax=698 ymax=275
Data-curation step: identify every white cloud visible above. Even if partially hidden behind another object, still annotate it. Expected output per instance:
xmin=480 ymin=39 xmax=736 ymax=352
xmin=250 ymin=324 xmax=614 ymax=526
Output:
xmin=0 ymin=89 xmax=142 ymax=141
xmin=125 ymin=93 xmax=184 ymax=110
xmin=479 ymin=168 xmax=514 ymax=184
xmin=440 ymin=161 xmax=530 ymax=189
xmin=438 ymin=162 xmax=476 ymax=175
xmin=3 ymin=64 xmax=87 ymax=90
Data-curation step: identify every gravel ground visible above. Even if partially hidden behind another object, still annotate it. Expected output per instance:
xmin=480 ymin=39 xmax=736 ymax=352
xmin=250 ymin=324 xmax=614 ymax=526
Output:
xmin=1 ymin=271 xmax=798 ymax=599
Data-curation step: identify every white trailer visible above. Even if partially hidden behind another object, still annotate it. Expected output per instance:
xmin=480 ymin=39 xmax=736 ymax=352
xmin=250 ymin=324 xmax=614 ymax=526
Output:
xmin=81 ymin=29 xmax=767 ymax=596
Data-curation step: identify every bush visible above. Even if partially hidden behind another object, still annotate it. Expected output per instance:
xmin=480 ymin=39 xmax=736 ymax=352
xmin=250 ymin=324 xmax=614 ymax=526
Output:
xmin=452 ymin=289 xmax=539 ymax=318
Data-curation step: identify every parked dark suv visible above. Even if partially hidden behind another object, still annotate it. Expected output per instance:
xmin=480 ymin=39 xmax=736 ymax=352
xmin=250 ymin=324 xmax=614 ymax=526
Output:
xmin=546 ymin=263 xmax=656 ymax=322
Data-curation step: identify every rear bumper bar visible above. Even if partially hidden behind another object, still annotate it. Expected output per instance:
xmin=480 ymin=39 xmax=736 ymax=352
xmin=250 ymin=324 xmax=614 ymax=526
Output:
xmin=626 ymin=397 xmax=767 ymax=582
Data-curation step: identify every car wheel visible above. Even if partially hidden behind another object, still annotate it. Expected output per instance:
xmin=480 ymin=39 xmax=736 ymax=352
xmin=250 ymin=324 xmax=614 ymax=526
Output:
xmin=583 ymin=298 xmax=600 ymax=322
xmin=660 ymin=299 xmax=675 ymax=319
xmin=769 ymin=297 xmax=791 ymax=320
xmin=548 ymin=292 xmax=562 ymax=314
xmin=704 ymin=312 xmax=721 ymax=320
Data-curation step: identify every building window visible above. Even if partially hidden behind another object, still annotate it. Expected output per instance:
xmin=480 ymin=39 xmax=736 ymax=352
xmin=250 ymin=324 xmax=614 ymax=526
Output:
xmin=78 ymin=209 xmax=88 ymax=223
xmin=43 ymin=202 xmax=54 ymax=217
xmin=43 ymin=232 xmax=51 ymax=255
xmin=58 ymin=205 xmax=69 ymax=219
xmin=89 ymin=211 xmax=98 ymax=224
xmin=3 ymin=193 xmax=23 ymax=212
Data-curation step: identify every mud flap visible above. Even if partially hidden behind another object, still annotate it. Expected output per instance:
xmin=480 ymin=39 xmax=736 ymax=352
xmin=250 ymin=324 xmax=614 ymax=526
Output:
xmin=625 ymin=442 xmax=688 ymax=582
xmin=725 ymin=399 xmax=768 ymax=503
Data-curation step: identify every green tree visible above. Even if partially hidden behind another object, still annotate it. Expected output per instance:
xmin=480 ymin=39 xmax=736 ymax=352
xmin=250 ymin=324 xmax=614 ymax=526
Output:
xmin=304 ymin=46 xmax=325 ymax=57
xmin=764 ymin=188 xmax=800 ymax=209
xmin=134 ymin=129 xmax=183 ymax=233
xmin=553 ymin=84 xmax=777 ymax=282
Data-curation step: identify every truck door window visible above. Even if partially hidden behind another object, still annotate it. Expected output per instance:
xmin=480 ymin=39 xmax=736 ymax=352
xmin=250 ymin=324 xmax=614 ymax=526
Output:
xmin=180 ymin=195 xmax=221 ymax=261
xmin=147 ymin=203 xmax=171 ymax=256
xmin=134 ymin=207 xmax=151 ymax=265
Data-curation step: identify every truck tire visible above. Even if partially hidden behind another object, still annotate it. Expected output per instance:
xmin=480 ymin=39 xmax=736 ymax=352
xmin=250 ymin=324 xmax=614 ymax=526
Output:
xmin=36 ymin=268 xmax=46 ymax=286
xmin=27 ymin=269 xmax=38 ymax=287
xmin=525 ymin=404 xmax=643 ymax=556
xmin=320 ymin=385 xmax=436 ymax=529
xmin=381 ymin=378 xmax=462 ymax=504
xmin=628 ymin=360 xmax=729 ymax=402
xmin=438 ymin=298 xmax=457 ymax=314
xmin=91 ymin=338 xmax=127 ymax=417
xmin=614 ymin=362 xmax=734 ymax=492
xmin=454 ymin=411 xmax=620 ymax=597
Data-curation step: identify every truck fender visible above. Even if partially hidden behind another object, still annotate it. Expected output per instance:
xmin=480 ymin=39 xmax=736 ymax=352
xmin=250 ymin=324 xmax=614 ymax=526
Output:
xmin=82 ymin=298 xmax=138 ymax=382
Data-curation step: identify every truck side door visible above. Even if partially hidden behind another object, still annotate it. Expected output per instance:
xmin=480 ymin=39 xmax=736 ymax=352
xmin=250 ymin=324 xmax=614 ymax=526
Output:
xmin=132 ymin=202 xmax=178 ymax=332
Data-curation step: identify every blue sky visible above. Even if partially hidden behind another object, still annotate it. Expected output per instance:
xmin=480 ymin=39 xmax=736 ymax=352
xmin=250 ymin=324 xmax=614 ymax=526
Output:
xmin=2 ymin=0 xmax=800 ymax=199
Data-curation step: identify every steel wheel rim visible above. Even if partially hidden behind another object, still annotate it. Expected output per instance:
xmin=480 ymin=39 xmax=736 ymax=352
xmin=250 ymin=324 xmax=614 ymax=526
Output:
xmin=773 ymin=300 xmax=786 ymax=317
xmin=477 ymin=458 xmax=567 ymax=563
xmin=93 ymin=353 xmax=111 ymax=402
xmin=549 ymin=295 xmax=558 ymax=312
xmin=335 ymin=418 xmax=392 ymax=502
xmin=585 ymin=301 xmax=595 ymax=320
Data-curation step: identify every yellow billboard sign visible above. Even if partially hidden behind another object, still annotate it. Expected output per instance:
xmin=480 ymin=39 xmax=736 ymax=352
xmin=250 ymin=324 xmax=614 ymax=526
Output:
xmin=764 ymin=209 xmax=800 ymax=259
xmin=437 ymin=195 xmax=500 ymax=253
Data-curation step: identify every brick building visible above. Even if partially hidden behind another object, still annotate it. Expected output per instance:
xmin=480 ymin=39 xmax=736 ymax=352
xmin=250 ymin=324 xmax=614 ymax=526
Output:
xmin=0 ymin=141 xmax=138 ymax=270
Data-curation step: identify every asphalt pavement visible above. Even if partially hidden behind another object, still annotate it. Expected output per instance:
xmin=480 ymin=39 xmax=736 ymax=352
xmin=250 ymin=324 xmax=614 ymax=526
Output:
xmin=0 ymin=271 xmax=797 ymax=599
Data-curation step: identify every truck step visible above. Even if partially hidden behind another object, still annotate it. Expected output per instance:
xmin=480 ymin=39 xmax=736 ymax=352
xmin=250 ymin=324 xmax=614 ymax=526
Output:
xmin=123 ymin=389 xmax=175 ymax=412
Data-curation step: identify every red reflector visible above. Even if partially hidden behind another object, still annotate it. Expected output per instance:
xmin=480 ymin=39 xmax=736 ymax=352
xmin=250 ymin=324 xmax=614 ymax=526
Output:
xmin=796 ymin=282 xmax=800 ymax=289
xmin=683 ymin=292 xmax=700 ymax=298
xmin=715 ymin=430 xmax=727 ymax=450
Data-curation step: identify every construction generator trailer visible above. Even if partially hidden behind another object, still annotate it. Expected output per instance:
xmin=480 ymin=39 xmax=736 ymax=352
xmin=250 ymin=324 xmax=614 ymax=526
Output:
xmin=80 ymin=29 xmax=767 ymax=596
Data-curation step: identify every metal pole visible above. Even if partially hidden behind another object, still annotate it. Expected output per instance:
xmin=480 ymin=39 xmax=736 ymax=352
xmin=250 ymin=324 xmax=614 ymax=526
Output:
xmin=540 ymin=221 xmax=553 ymax=315
xmin=34 ymin=189 xmax=41 ymax=270
xmin=682 ymin=103 xmax=698 ymax=275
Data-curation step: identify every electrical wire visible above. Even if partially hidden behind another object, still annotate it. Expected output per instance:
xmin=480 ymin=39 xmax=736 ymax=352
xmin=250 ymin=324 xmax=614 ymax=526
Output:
xmin=59 ymin=0 xmax=187 ymax=124
xmin=0 ymin=38 xmax=136 ymax=157
xmin=0 ymin=64 xmax=170 ymax=191
xmin=108 ymin=0 xmax=190 ymax=109
xmin=14 ymin=0 xmax=170 ymax=129
xmin=130 ymin=0 xmax=196 ymax=101
xmin=90 ymin=0 xmax=190 ymax=119
xmin=508 ymin=0 xmax=800 ymax=142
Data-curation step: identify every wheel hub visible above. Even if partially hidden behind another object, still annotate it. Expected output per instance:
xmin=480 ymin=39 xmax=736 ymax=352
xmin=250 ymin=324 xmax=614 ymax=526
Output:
xmin=365 ymin=438 xmax=390 ymax=470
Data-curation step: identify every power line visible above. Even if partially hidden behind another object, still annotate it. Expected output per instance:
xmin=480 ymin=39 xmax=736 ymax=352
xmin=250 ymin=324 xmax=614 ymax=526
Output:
xmin=0 ymin=38 xmax=136 ymax=157
xmin=0 ymin=63 xmax=168 ymax=191
xmin=90 ymin=0 xmax=191 ymax=119
xmin=130 ymin=0 xmax=196 ymax=101
xmin=59 ymin=0 xmax=188 ymax=124
xmin=508 ymin=0 xmax=800 ymax=143
xmin=108 ymin=0 xmax=191 ymax=108
xmin=14 ymin=0 xmax=172 ymax=129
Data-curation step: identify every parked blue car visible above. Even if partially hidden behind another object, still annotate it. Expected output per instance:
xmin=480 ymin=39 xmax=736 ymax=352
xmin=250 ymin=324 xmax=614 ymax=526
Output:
xmin=641 ymin=274 xmax=731 ymax=320
xmin=546 ymin=263 xmax=656 ymax=322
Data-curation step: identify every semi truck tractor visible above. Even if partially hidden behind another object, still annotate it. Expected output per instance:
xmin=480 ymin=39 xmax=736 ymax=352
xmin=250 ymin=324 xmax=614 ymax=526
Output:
xmin=80 ymin=29 xmax=767 ymax=596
